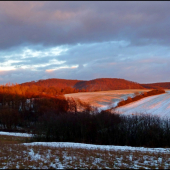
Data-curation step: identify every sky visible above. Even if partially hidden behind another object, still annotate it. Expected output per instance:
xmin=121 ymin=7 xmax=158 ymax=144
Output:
xmin=0 ymin=1 xmax=170 ymax=84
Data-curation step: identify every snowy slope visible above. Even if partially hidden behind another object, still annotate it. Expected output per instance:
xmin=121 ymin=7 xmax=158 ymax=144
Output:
xmin=116 ymin=91 xmax=170 ymax=117
xmin=65 ymin=89 xmax=148 ymax=108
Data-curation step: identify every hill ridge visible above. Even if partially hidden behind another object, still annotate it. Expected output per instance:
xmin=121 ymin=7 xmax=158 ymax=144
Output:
xmin=21 ymin=78 xmax=144 ymax=91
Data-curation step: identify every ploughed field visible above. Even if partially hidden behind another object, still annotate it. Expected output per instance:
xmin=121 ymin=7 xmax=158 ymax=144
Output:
xmin=0 ymin=132 xmax=170 ymax=169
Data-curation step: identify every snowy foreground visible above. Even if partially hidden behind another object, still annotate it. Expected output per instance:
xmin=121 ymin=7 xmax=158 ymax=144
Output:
xmin=1 ymin=142 xmax=170 ymax=169
xmin=0 ymin=129 xmax=168 ymax=153
xmin=1 ymin=133 xmax=170 ymax=168
xmin=115 ymin=91 xmax=170 ymax=117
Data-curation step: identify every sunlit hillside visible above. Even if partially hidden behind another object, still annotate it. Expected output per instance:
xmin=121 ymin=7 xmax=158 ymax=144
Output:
xmin=65 ymin=89 xmax=150 ymax=108
xmin=21 ymin=78 xmax=145 ymax=92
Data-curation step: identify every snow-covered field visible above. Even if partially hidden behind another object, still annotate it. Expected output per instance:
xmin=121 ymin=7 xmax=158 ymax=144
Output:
xmin=116 ymin=90 xmax=170 ymax=117
xmin=66 ymin=89 xmax=170 ymax=117
xmin=1 ymin=140 xmax=170 ymax=169
xmin=65 ymin=89 xmax=149 ymax=108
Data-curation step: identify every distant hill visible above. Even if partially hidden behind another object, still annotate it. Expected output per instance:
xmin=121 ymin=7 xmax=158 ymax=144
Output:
xmin=141 ymin=82 xmax=170 ymax=89
xmin=21 ymin=78 xmax=80 ymax=88
xmin=74 ymin=78 xmax=144 ymax=91
xmin=21 ymin=78 xmax=145 ymax=91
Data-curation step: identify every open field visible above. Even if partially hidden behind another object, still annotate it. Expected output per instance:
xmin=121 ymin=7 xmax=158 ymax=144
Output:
xmin=0 ymin=133 xmax=170 ymax=169
xmin=116 ymin=90 xmax=170 ymax=117
xmin=65 ymin=89 xmax=150 ymax=109
xmin=65 ymin=89 xmax=170 ymax=117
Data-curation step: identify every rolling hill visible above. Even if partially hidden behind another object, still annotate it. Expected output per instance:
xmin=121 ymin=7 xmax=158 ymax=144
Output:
xmin=21 ymin=78 xmax=170 ymax=92
xmin=21 ymin=78 xmax=144 ymax=91
xmin=141 ymin=82 xmax=170 ymax=89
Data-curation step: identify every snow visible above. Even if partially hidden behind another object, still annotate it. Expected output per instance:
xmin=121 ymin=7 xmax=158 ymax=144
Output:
xmin=0 ymin=131 xmax=32 ymax=137
xmin=65 ymin=89 xmax=149 ymax=108
xmin=116 ymin=91 xmax=170 ymax=117
xmin=0 ymin=134 xmax=170 ymax=168
xmin=23 ymin=142 xmax=170 ymax=153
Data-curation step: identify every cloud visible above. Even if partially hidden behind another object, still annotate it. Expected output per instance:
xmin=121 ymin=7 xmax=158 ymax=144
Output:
xmin=0 ymin=2 xmax=170 ymax=84
xmin=0 ymin=40 xmax=169 ymax=84
xmin=0 ymin=2 xmax=170 ymax=50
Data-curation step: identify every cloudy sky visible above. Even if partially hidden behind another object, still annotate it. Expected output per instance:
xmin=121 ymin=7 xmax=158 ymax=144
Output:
xmin=0 ymin=1 xmax=170 ymax=84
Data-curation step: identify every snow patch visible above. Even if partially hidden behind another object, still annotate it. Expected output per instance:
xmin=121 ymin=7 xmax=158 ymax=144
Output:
xmin=0 ymin=131 xmax=32 ymax=137
xmin=23 ymin=142 xmax=170 ymax=153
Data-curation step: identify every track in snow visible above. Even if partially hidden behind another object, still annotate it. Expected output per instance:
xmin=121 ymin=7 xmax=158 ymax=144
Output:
xmin=116 ymin=91 xmax=170 ymax=118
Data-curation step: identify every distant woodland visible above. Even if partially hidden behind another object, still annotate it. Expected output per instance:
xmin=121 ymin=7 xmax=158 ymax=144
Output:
xmin=141 ymin=82 xmax=170 ymax=89
xmin=21 ymin=78 xmax=145 ymax=93
xmin=21 ymin=78 xmax=170 ymax=92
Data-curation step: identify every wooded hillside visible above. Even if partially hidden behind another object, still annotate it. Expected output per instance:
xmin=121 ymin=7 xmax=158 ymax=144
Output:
xmin=141 ymin=82 xmax=170 ymax=89
xmin=21 ymin=78 xmax=145 ymax=92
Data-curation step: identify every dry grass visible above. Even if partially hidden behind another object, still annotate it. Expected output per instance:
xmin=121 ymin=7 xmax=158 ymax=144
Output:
xmin=0 ymin=135 xmax=30 ymax=144
xmin=0 ymin=138 xmax=170 ymax=169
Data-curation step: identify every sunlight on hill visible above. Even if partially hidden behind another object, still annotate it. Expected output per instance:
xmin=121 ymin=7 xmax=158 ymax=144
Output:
xmin=65 ymin=89 xmax=149 ymax=108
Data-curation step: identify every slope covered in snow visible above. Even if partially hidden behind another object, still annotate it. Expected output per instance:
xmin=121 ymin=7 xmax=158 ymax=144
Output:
xmin=65 ymin=89 xmax=149 ymax=108
xmin=116 ymin=91 xmax=170 ymax=117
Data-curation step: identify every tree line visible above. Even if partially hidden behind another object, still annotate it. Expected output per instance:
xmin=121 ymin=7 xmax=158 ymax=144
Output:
xmin=31 ymin=111 xmax=170 ymax=148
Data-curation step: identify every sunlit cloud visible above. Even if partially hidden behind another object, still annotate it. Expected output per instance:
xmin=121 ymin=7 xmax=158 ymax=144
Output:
xmin=0 ymin=45 xmax=68 ymax=72
xmin=0 ymin=60 xmax=22 ymax=71
xmin=71 ymin=65 xmax=78 ymax=69
xmin=20 ymin=46 xmax=68 ymax=59
xmin=45 ymin=64 xmax=78 ymax=73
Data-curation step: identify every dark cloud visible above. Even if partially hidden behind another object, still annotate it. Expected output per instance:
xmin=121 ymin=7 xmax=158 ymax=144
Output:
xmin=0 ymin=2 xmax=170 ymax=49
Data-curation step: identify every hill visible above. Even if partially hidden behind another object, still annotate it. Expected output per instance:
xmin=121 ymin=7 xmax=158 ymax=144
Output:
xmin=21 ymin=78 xmax=144 ymax=91
xmin=74 ymin=78 xmax=144 ymax=91
xmin=21 ymin=78 xmax=80 ymax=88
xmin=141 ymin=82 xmax=170 ymax=89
